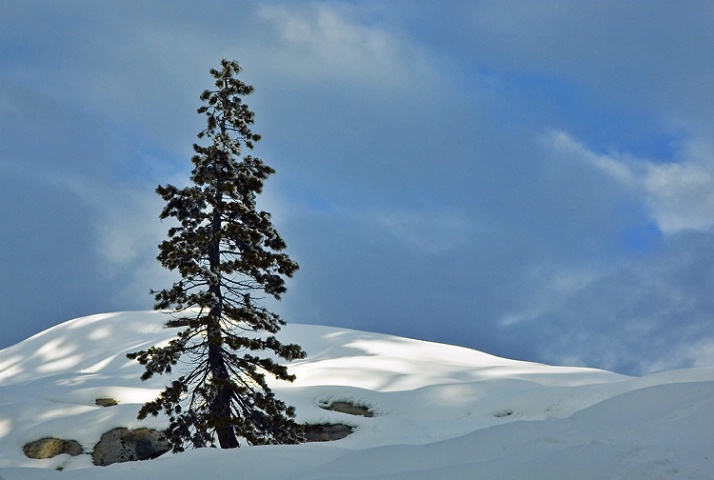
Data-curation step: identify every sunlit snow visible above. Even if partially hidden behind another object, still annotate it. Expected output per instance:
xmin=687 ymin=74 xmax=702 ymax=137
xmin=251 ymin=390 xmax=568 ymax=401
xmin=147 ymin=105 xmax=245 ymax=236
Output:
xmin=0 ymin=311 xmax=712 ymax=479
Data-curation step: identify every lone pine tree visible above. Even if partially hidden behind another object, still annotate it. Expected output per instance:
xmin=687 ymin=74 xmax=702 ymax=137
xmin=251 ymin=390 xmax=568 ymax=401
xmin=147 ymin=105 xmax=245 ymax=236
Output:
xmin=127 ymin=59 xmax=306 ymax=451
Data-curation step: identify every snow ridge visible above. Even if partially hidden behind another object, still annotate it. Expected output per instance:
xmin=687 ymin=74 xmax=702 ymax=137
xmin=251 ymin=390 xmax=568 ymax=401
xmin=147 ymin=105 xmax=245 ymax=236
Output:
xmin=0 ymin=311 xmax=712 ymax=479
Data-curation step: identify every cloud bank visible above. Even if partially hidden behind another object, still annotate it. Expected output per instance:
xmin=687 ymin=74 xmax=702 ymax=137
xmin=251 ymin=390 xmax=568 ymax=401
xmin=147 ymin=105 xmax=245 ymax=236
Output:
xmin=1 ymin=1 xmax=713 ymax=375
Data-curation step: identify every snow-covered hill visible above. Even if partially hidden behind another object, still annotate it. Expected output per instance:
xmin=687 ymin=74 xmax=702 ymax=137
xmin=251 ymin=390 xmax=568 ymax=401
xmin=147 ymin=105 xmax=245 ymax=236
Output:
xmin=0 ymin=311 xmax=712 ymax=479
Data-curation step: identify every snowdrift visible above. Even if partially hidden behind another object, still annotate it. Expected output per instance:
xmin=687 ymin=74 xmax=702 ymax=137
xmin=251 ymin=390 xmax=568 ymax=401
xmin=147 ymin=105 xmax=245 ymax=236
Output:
xmin=0 ymin=311 xmax=712 ymax=479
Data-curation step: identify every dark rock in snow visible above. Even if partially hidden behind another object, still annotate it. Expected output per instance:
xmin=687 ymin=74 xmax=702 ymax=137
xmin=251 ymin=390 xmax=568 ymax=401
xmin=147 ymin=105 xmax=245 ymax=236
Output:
xmin=23 ymin=438 xmax=83 ymax=459
xmin=92 ymin=427 xmax=170 ymax=466
xmin=303 ymin=423 xmax=355 ymax=442
xmin=321 ymin=400 xmax=374 ymax=417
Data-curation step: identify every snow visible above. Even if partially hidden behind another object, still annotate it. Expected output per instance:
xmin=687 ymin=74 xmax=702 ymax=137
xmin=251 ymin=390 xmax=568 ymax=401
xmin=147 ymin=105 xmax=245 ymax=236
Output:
xmin=0 ymin=311 xmax=712 ymax=479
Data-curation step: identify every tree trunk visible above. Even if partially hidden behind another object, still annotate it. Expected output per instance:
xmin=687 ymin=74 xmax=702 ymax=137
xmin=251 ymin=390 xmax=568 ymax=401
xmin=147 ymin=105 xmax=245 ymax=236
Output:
xmin=207 ymin=316 xmax=239 ymax=449
xmin=206 ymin=192 xmax=239 ymax=449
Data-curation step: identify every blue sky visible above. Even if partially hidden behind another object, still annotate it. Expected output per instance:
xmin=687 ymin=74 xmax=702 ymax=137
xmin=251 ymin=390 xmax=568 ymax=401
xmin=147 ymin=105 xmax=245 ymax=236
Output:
xmin=1 ymin=1 xmax=713 ymax=375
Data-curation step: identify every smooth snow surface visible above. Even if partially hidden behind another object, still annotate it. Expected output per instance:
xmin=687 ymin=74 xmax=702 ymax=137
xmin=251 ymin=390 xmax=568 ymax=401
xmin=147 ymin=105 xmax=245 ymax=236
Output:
xmin=0 ymin=311 xmax=712 ymax=479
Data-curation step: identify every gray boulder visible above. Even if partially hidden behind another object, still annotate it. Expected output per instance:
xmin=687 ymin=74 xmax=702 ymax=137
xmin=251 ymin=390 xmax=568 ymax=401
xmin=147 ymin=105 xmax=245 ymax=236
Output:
xmin=94 ymin=397 xmax=118 ymax=407
xmin=92 ymin=427 xmax=170 ymax=466
xmin=322 ymin=401 xmax=374 ymax=417
xmin=23 ymin=438 xmax=83 ymax=459
xmin=303 ymin=423 xmax=354 ymax=442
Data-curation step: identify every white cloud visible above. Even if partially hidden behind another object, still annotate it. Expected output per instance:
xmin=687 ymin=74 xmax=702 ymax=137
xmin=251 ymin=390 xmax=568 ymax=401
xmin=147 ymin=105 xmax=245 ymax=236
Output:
xmin=33 ymin=171 xmax=163 ymax=272
xmin=643 ymin=336 xmax=714 ymax=374
xmin=548 ymin=130 xmax=714 ymax=235
xmin=256 ymin=3 xmax=435 ymax=91
xmin=372 ymin=209 xmax=475 ymax=255
xmin=93 ymin=187 xmax=182 ymax=309
xmin=48 ymin=173 xmax=178 ymax=303
xmin=548 ymin=131 xmax=636 ymax=185
xmin=642 ymin=141 xmax=714 ymax=234
xmin=95 ymin=191 xmax=166 ymax=268
xmin=499 ymin=264 xmax=601 ymax=327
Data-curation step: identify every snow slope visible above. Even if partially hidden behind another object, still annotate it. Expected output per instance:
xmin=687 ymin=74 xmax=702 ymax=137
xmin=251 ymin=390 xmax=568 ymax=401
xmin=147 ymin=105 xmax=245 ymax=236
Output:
xmin=0 ymin=311 xmax=712 ymax=479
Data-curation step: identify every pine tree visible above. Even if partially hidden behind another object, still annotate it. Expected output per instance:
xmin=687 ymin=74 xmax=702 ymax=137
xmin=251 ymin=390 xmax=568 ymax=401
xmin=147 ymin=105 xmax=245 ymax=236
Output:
xmin=127 ymin=59 xmax=305 ymax=452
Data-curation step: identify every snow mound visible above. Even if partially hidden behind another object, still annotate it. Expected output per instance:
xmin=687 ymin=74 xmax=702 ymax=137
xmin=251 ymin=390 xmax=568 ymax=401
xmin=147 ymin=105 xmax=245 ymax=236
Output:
xmin=0 ymin=311 xmax=712 ymax=479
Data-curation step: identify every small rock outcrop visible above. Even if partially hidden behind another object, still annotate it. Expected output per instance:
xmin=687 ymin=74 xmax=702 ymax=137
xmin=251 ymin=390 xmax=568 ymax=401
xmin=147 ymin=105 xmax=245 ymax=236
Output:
xmin=95 ymin=398 xmax=118 ymax=407
xmin=23 ymin=438 xmax=83 ymax=459
xmin=92 ymin=428 xmax=170 ymax=466
xmin=303 ymin=423 xmax=354 ymax=442
xmin=322 ymin=400 xmax=374 ymax=417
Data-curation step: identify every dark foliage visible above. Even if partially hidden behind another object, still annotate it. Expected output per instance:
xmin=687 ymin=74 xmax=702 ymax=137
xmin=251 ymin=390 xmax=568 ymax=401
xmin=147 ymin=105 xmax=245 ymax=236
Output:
xmin=127 ymin=59 xmax=306 ymax=452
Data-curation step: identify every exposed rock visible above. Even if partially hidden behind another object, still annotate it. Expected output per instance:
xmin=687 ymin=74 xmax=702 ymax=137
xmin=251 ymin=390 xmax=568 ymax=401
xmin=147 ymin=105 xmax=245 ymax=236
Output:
xmin=322 ymin=401 xmax=374 ymax=417
xmin=303 ymin=423 xmax=354 ymax=442
xmin=92 ymin=427 xmax=170 ymax=466
xmin=23 ymin=438 xmax=83 ymax=459
xmin=95 ymin=398 xmax=118 ymax=407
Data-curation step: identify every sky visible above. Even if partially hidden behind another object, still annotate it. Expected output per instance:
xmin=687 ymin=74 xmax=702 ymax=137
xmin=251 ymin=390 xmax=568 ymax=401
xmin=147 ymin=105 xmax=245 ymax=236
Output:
xmin=1 ymin=0 xmax=713 ymax=375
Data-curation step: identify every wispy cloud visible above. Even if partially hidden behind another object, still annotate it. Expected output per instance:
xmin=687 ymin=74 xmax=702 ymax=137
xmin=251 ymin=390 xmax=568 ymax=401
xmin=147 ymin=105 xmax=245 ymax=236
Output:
xmin=256 ymin=3 xmax=436 ymax=91
xmin=372 ymin=209 xmax=475 ymax=255
xmin=2 ymin=1 xmax=713 ymax=375
xmin=549 ymin=130 xmax=714 ymax=234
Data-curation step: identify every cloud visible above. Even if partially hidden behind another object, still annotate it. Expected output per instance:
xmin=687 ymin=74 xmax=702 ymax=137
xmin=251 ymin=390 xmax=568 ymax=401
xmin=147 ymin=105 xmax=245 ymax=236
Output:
xmin=93 ymin=190 xmax=162 ymax=266
xmin=498 ymin=264 xmax=601 ymax=327
xmin=487 ymin=130 xmax=714 ymax=373
xmin=642 ymin=141 xmax=714 ymax=233
xmin=453 ymin=1 xmax=714 ymax=126
xmin=2 ymin=1 xmax=713 ymax=377
xmin=644 ymin=336 xmax=714 ymax=375
xmin=548 ymin=131 xmax=637 ymax=185
xmin=507 ymin=231 xmax=714 ymax=374
xmin=255 ymin=2 xmax=435 ymax=91
xmin=552 ymin=131 xmax=714 ymax=235
xmin=372 ymin=209 xmax=475 ymax=255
